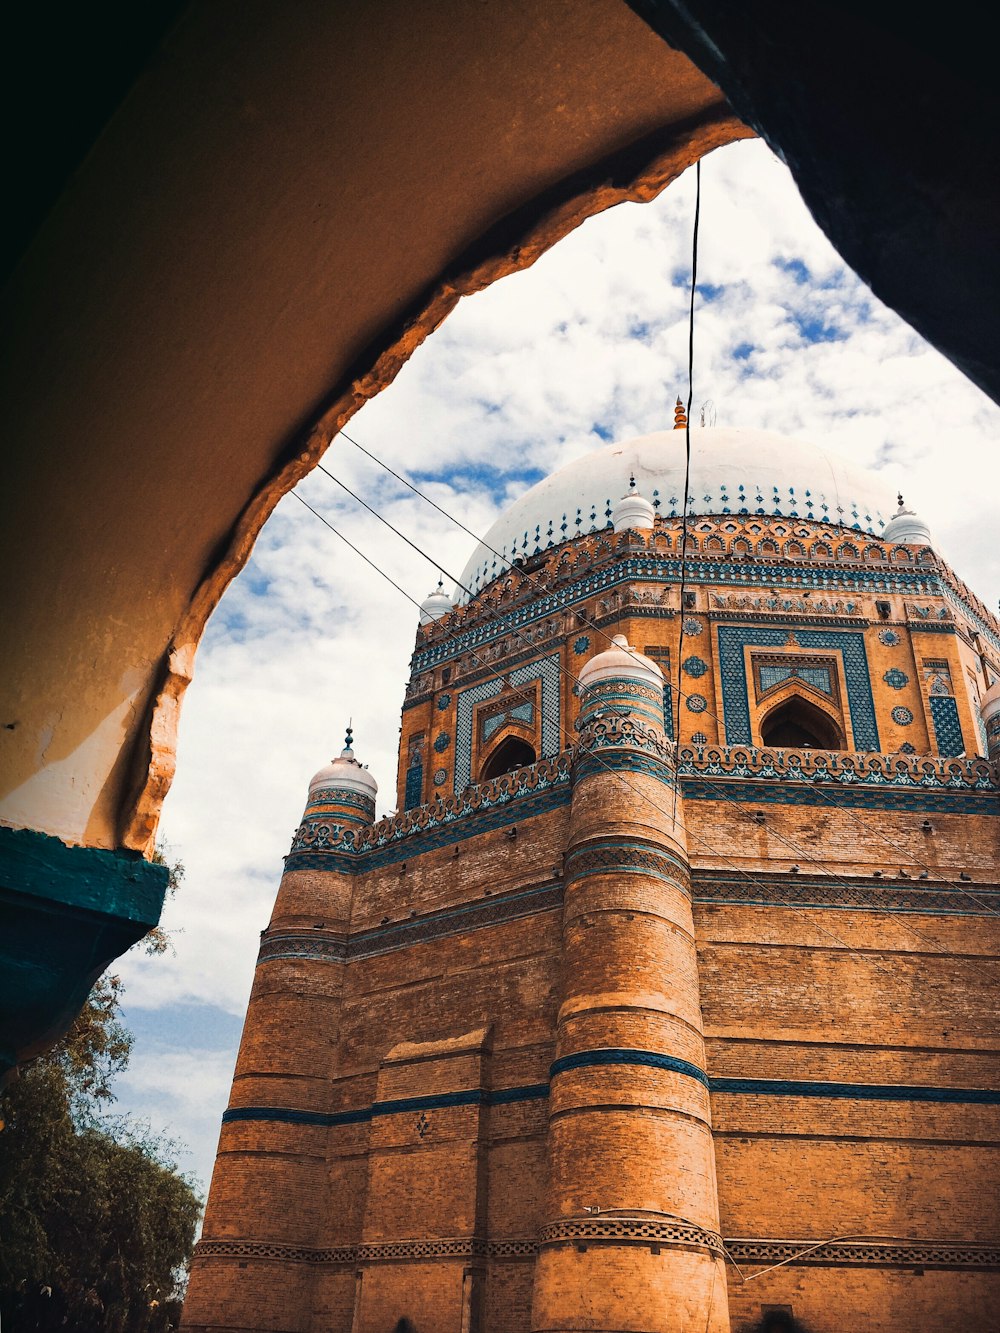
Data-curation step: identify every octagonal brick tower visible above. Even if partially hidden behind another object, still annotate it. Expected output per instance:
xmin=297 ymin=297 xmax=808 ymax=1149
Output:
xmin=532 ymin=635 xmax=728 ymax=1331
xmin=185 ymin=423 xmax=1000 ymax=1333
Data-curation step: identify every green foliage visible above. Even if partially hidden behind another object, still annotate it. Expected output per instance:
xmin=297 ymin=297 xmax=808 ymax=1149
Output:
xmin=0 ymin=847 xmax=201 ymax=1332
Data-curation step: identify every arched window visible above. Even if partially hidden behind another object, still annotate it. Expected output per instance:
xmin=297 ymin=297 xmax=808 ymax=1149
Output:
xmin=480 ymin=735 xmax=536 ymax=781
xmin=760 ymin=696 xmax=844 ymax=750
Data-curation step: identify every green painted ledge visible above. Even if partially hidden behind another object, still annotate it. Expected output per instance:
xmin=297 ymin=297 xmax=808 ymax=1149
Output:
xmin=0 ymin=825 xmax=168 ymax=1081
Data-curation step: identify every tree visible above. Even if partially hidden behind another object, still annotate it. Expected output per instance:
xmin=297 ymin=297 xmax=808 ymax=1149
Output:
xmin=0 ymin=849 xmax=201 ymax=1332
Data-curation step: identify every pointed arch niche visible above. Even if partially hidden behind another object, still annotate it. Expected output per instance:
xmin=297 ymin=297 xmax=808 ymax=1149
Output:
xmin=759 ymin=694 xmax=845 ymax=750
xmin=479 ymin=733 xmax=537 ymax=782
xmin=748 ymin=649 xmax=850 ymax=750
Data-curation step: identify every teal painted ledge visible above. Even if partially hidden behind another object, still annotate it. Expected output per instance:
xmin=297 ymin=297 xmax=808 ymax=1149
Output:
xmin=0 ymin=825 xmax=168 ymax=1081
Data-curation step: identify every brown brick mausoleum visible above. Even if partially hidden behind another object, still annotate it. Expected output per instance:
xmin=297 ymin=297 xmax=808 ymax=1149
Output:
xmin=182 ymin=422 xmax=1000 ymax=1331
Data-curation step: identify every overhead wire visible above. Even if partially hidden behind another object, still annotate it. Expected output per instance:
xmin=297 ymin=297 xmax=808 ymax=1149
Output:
xmin=291 ymin=484 xmax=964 ymax=979
xmin=331 ymin=434 xmax=998 ymax=919
xmin=674 ymin=156 xmax=701 ymax=751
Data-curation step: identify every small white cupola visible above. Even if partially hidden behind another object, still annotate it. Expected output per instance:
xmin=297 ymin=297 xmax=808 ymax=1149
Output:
xmin=308 ymin=724 xmax=378 ymax=800
xmin=418 ymin=576 xmax=454 ymax=625
xmin=611 ymin=475 xmax=655 ymax=533
xmin=578 ymin=634 xmax=664 ymax=692
xmin=883 ymin=492 xmax=933 ymax=547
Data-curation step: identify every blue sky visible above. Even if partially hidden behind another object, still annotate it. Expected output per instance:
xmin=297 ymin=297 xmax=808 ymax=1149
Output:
xmin=109 ymin=139 xmax=1000 ymax=1203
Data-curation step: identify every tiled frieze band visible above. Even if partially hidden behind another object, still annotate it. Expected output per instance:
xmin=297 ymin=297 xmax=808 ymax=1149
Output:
xmin=257 ymin=882 xmax=564 ymax=967
xmin=411 ymin=555 xmax=959 ymax=677
xmin=222 ymin=1074 xmax=1000 ymax=1130
xmin=564 ymin=840 xmax=688 ymax=885
xmin=693 ymin=873 xmax=1000 ymax=916
xmin=538 ymin=1214 xmax=724 ymax=1255
xmin=550 ymin=1047 xmax=709 ymax=1089
xmin=192 ymin=1234 xmax=1000 ymax=1271
xmin=723 ymin=1238 xmax=1000 ymax=1271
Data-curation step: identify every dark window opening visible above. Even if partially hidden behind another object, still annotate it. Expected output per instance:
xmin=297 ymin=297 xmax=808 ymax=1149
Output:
xmin=760 ymin=696 xmax=843 ymax=750
xmin=480 ymin=735 xmax=536 ymax=781
xmin=403 ymin=759 xmax=423 ymax=809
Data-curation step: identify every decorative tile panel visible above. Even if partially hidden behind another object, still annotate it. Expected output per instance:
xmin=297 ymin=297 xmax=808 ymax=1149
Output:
xmin=683 ymin=655 xmax=708 ymax=677
xmin=717 ymin=627 xmax=879 ymax=750
xmin=404 ymin=760 xmax=423 ymax=811
xmin=454 ymin=654 xmax=561 ymax=791
xmin=891 ymin=706 xmax=913 ymax=725
xmin=883 ymin=667 xmax=909 ymax=690
xmin=930 ymin=695 xmax=965 ymax=757
xmin=879 ymin=628 xmax=901 ymax=646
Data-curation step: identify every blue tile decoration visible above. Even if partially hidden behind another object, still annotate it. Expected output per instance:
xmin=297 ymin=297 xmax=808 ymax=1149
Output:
xmin=573 ymin=635 xmax=590 ymax=654
xmin=683 ymin=617 xmax=704 ymax=635
xmin=437 ymin=692 xmax=451 ymax=710
xmin=891 ymin=706 xmax=913 ymax=726
xmin=900 ymin=741 xmax=916 ymax=754
xmin=759 ymin=663 xmax=833 ymax=696
xmin=454 ymin=654 xmax=561 ymax=792
xmin=686 ymin=693 xmax=707 ymax=712
xmin=883 ymin=668 xmax=909 ymax=690
xmin=879 ymin=628 xmax=900 ymax=646
xmin=482 ymin=699 xmax=534 ymax=743
xmin=413 ymin=554 xmax=997 ymax=677
xmin=404 ymin=759 xmax=423 ymax=810
xmin=433 ymin=732 xmax=451 ymax=753
xmin=224 ymin=1074 xmax=1000 ymax=1130
xmin=930 ymin=695 xmax=965 ymax=757
xmin=716 ymin=626 xmax=879 ymax=750
xmin=691 ymin=732 xmax=708 ymax=745
xmin=550 ymin=1047 xmax=709 ymax=1089
xmin=683 ymin=655 xmax=708 ymax=678
xmin=433 ymin=768 xmax=448 ymax=786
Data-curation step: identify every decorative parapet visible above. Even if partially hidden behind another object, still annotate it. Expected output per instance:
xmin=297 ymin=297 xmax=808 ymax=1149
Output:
xmin=676 ymin=745 xmax=996 ymax=791
xmin=193 ymin=1234 xmax=1000 ymax=1271
xmin=573 ymin=714 xmax=674 ymax=780
xmin=289 ymin=744 xmax=997 ymax=860
xmin=289 ymin=753 xmax=571 ymax=857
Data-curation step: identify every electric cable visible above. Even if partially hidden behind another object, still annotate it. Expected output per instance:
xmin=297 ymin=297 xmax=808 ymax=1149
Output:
xmin=304 ymin=453 xmax=998 ymax=932
xmin=291 ymin=485 xmax=968 ymax=978
xmin=333 ymin=434 xmax=998 ymax=917
xmin=674 ymin=156 xmax=701 ymax=749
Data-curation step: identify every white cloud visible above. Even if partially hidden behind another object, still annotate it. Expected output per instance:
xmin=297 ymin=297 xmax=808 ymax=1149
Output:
xmin=112 ymin=137 xmax=1000 ymax=1197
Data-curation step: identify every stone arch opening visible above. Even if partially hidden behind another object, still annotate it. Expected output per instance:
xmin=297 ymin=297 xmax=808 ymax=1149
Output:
xmin=760 ymin=695 xmax=844 ymax=750
xmin=480 ymin=735 xmax=536 ymax=782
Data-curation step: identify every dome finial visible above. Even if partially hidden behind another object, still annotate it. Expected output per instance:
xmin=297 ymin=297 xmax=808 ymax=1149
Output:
xmin=897 ymin=492 xmax=905 ymax=510
xmin=629 ymin=473 xmax=637 ymax=491
xmin=673 ymin=396 xmax=687 ymax=430
xmin=345 ymin=719 xmax=354 ymax=753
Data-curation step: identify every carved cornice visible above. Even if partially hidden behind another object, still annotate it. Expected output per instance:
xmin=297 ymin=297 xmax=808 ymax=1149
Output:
xmin=194 ymin=1233 xmax=999 ymax=1270
xmin=676 ymin=745 xmax=996 ymax=792
xmin=725 ymin=1237 xmax=1000 ymax=1270
xmin=538 ymin=1214 xmax=723 ymax=1255
xmin=288 ymin=743 xmax=997 ymax=864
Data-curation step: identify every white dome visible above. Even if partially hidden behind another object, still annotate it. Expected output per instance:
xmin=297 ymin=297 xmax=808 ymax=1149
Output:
xmin=418 ymin=580 xmax=453 ymax=624
xmin=579 ymin=634 xmax=664 ymax=693
xmin=883 ymin=498 xmax=933 ymax=546
xmin=309 ymin=731 xmax=378 ymax=800
xmin=611 ymin=481 xmax=656 ymax=533
xmin=457 ymin=426 xmax=897 ymax=600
